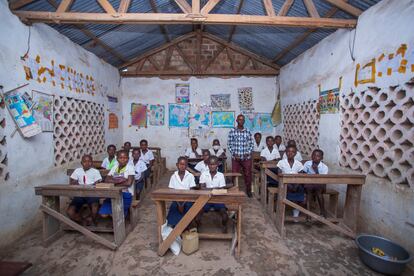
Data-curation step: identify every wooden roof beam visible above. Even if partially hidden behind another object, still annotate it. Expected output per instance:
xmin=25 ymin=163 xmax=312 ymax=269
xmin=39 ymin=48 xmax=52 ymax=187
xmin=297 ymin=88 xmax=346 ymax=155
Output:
xmin=200 ymin=0 xmax=221 ymax=15
xmin=174 ymin=0 xmax=192 ymax=14
xmin=192 ymin=0 xmax=200 ymax=14
xmin=56 ymin=0 xmax=74 ymax=13
xmin=263 ymin=0 xmax=275 ymax=17
xmin=96 ymin=0 xmax=116 ymax=14
xmin=228 ymin=0 xmax=244 ymax=43
xmin=323 ymin=0 xmax=362 ymax=17
xmin=118 ymin=0 xmax=131 ymax=13
xmin=278 ymin=0 xmax=295 ymax=16
xmin=303 ymin=0 xmax=320 ymax=18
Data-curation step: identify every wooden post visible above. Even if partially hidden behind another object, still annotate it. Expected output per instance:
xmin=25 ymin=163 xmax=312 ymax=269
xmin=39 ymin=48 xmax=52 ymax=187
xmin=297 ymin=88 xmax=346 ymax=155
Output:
xmin=155 ymin=200 xmax=166 ymax=245
xmin=237 ymin=204 xmax=242 ymax=257
xmin=42 ymin=195 xmax=62 ymax=246
xmin=260 ymin=166 xmax=267 ymax=206
xmin=343 ymin=185 xmax=362 ymax=233
xmin=274 ymin=177 xmax=286 ymax=238
xmin=111 ymin=195 xmax=126 ymax=247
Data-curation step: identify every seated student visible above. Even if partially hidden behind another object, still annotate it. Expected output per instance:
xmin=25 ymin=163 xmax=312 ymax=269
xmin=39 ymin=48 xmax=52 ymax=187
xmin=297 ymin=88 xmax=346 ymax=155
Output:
xmin=261 ymin=136 xmax=281 ymax=187
xmin=282 ymin=140 xmax=303 ymax=161
xmin=253 ymin=132 xmax=265 ymax=152
xmin=184 ymin=138 xmax=202 ymax=170
xmin=277 ymin=145 xmax=305 ymax=218
xmin=303 ymin=149 xmax=329 ymax=217
xmin=139 ymin=139 xmax=155 ymax=179
xmin=101 ymin=144 xmax=118 ymax=170
xmin=274 ymin=135 xmax=286 ymax=152
xmin=68 ymin=155 xmax=102 ymax=225
xmin=199 ymin=156 xmax=229 ymax=233
xmin=209 ymin=139 xmax=225 ymax=172
xmin=130 ymin=148 xmax=147 ymax=200
xmin=167 ymin=157 xmax=196 ymax=227
xmin=194 ymin=150 xmax=210 ymax=174
xmin=99 ymin=150 xmax=135 ymax=218
xmin=123 ymin=141 xmax=133 ymax=159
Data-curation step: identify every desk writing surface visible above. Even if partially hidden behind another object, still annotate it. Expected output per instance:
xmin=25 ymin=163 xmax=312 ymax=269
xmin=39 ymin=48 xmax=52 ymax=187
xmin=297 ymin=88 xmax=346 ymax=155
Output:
xmin=151 ymin=188 xmax=246 ymax=204
xmin=279 ymin=174 xmax=366 ymax=185
xmin=35 ymin=184 xmax=124 ymax=198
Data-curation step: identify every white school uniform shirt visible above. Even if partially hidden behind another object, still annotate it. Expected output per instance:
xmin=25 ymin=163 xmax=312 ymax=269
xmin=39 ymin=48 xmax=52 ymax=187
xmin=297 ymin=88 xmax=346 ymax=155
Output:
xmin=260 ymin=147 xmax=281 ymax=161
xmin=194 ymin=160 xmax=209 ymax=173
xmin=70 ymin=168 xmax=102 ymax=185
xmin=140 ymin=150 xmax=154 ymax=165
xmin=274 ymin=144 xmax=286 ymax=151
xmin=253 ymin=141 xmax=265 ymax=152
xmin=169 ymin=170 xmax=196 ymax=190
xmin=200 ymin=171 xmax=226 ymax=189
xmin=108 ymin=163 xmax=136 ymax=194
xmin=129 ymin=159 xmax=148 ymax=180
xmin=282 ymin=151 xmax=303 ymax=161
xmin=209 ymin=148 xmax=224 ymax=157
xmin=277 ymin=159 xmax=304 ymax=174
xmin=101 ymin=157 xmax=118 ymax=170
xmin=303 ymin=161 xmax=329 ymax=175
xmin=184 ymin=147 xmax=202 ymax=158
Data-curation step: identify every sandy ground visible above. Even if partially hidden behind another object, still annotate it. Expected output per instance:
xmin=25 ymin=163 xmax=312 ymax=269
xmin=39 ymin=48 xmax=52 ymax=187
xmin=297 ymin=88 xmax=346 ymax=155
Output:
xmin=0 ymin=172 xmax=394 ymax=276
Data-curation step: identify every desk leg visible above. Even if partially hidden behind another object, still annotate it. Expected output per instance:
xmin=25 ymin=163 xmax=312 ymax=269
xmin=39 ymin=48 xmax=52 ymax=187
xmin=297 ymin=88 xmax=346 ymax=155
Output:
xmin=155 ymin=201 xmax=166 ymax=245
xmin=260 ymin=168 xmax=266 ymax=206
xmin=112 ymin=196 xmax=126 ymax=248
xmin=237 ymin=205 xmax=242 ymax=257
xmin=343 ymin=185 xmax=362 ymax=234
xmin=275 ymin=179 xmax=287 ymax=238
xmin=42 ymin=196 xmax=62 ymax=246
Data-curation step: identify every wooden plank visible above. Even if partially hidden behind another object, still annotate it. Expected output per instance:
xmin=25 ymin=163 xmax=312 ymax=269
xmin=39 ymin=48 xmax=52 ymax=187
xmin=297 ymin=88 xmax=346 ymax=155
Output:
xmin=163 ymin=46 xmax=174 ymax=70
xmin=275 ymin=178 xmax=287 ymax=237
xmin=263 ymin=0 xmax=275 ymax=17
xmin=118 ymin=0 xmax=131 ymax=13
xmin=42 ymin=196 xmax=62 ymax=246
xmin=342 ymin=184 xmax=362 ymax=233
xmin=323 ymin=0 xmax=362 ymax=17
xmin=40 ymin=204 xmax=117 ymax=250
xmin=192 ymin=0 xmax=200 ymax=14
xmin=196 ymin=30 xmax=202 ymax=72
xmin=97 ymin=0 xmax=116 ymax=14
xmin=265 ymin=168 xmax=278 ymax=182
xmin=158 ymin=195 xmax=210 ymax=256
xmin=237 ymin=204 xmax=242 ymax=257
xmin=303 ymin=0 xmax=320 ymax=18
xmin=35 ymin=184 xmax=123 ymax=198
xmin=122 ymin=69 xmax=278 ymax=77
xmin=226 ymin=47 xmax=235 ymax=71
xmin=13 ymin=11 xmax=358 ymax=29
xmin=155 ymin=201 xmax=166 ymax=245
xmin=200 ymin=0 xmax=221 ymax=15
xmin=198 ymin=233 xmax=232 ymax=239
xmin=56 ymin=0 xmax=74 ymax=13
xmin=174 ymin=0 xmax=192 ymax=13
xmin=283 ymin=199 xmax=355 ymax=238
xmin=174 ymin=44 xmax=195 ymax=72
xmin=278 ymin=174 xmax=366 ymax=185
xmin=278 ymin=0 xmax=294 ymax=16
xmin=9 ymin=0 xmax=37 ymax=10
xmin=148 ymin=56 xmax=161 ymax=71
xmin=111 ymin=195 xmax=126 ymax=247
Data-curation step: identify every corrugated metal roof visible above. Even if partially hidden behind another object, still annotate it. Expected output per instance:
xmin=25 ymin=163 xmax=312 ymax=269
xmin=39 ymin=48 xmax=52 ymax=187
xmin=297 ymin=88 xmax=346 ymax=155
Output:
xmin=13 ymin=0 xmax=383 ymax=69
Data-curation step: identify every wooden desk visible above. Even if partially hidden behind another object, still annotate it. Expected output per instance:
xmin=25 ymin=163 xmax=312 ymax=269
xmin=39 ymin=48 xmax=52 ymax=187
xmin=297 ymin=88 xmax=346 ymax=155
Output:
xmin=258 ymin=161 xmax=278 ymax=207
xmin=151 ymin=188 xmax=246 ymax=257
xmin=35 ymin=184 xmax=127 ymax=250
xmin=275 ymin=174 xmax=365 ymax=239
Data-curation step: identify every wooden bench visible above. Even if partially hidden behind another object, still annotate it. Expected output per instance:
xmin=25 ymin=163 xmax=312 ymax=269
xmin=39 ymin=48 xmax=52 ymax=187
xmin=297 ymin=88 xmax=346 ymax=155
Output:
xmin=275 ymin=174 xmax=365 ymax=239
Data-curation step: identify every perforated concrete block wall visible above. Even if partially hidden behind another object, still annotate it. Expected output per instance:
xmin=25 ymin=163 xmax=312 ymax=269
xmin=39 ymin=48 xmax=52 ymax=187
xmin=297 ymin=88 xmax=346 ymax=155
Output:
xmin=283 ymin=100 xmax=320 ymax=157
xmin=53 ymin=96 xmax=105 ymax=166
xmin=340 ymin=85 xmax=414 ymax=187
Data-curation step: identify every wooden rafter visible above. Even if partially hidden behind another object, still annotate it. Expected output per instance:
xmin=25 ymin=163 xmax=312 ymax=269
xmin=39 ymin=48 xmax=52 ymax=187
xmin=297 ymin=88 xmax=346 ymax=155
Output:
xmin=118 ymin=0 xmax=131 ymax=13
xmin=56 ymin=0 xmax=74 ymax=13
xmin=174 ymin=0 xmax=191 ymax=14
xmin=263 ymin=0 xmax=275 ymax=17
xmin=12 ymin=11 xmax=357 ymax=29
xmin=96 ymin=0 xmax=116 ymax=14
xmin=192 ymin=0 xmax=200 ymax=14
xmin=149 ymin=0 xmax=170 ymax=42
xmin=200 ymin=0 xmax=221 ymax=15
xmin=323 ymin=0 xmax=362 ymax=17
xmin=303 ymin=0 xmax=320 ymax=18
xmin=9 ymin=0 xmax=37 ymax=10
xmin=272 ymin=5 xmax=341 ymax=63
xmin=123 ymin=70 xmax=277 ymax=77
xmin=174 ymin=44 xmax=195 ymax=71
xmin=228 ymin=0 xmax=244 ymax=43
xmin=204 ymin=45 xmax=225 ymax=71
xmin=163 ymin=47 xmax=174 ymax=71
xmin=278 ymin=0 xmax=295 ymax=16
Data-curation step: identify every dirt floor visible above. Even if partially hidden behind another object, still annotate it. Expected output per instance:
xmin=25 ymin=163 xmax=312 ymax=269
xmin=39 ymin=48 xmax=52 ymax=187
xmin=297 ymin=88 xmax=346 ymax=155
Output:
xmin=1 ymin=172 xmax=404 ymax=276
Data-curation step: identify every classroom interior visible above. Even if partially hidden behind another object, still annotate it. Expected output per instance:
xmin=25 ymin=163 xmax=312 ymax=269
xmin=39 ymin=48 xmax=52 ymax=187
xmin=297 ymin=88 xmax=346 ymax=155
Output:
xmin=0 ymin=0 xmax=413 ymax=275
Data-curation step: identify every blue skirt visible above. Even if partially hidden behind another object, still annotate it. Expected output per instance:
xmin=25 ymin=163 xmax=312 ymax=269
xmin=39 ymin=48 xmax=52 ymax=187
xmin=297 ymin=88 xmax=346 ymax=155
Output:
xmin=203 ymin=203 xmax=226 ymax=212
xmin=167 ymin=201 xmax=193 ymax=227
xmin=98 ymin=192 xmax=132 ymax=217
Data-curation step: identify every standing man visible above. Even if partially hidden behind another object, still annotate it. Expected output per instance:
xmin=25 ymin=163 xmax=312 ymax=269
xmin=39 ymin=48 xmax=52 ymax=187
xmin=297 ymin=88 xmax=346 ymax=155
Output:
xmin=227 ymin=114 xmax=254 ymax=197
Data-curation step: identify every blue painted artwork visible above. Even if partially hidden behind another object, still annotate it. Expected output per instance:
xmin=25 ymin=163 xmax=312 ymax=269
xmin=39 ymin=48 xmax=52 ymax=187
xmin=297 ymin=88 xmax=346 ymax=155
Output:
xmin=211 ymin=111 xmax=235 ymax=128
xmin=169 ymin=103 xmax=190 ymax=127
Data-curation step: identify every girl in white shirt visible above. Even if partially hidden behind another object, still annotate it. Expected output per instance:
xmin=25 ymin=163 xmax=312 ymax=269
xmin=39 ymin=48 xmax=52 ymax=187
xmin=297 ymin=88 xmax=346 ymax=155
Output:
xmin=282 ymin=140 xmax=303 ymax=161
xmin=167 ymin=157 xmax=197 ymax=227
xmin=130 ymin=148 xmax=147 ymax=200
xmin=260 ymin=136 xmax=281 ymax=187
xmin=253 ymin=132 xmax=265 ymax=152
xmin=101 ymin=144 xmax=118 ymax=170
xmin=195 ymin=150 xmax=210 ymax=174
xmin=274 ymin=135 xmax=286 ymax=152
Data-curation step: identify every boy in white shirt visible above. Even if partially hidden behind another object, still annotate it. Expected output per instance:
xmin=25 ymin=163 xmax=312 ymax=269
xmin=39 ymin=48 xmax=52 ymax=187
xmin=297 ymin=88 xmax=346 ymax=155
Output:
xmin=303 ymin=149 xmax=329 ymax=217
xmin=199 ymin=156 xmax=229 ymax=233
xmin=101 ymin=144 xmax=118 ymax=170
xmin=282 ymin=140 xmax=303 ymax=161
xmin=167 ymin=157 xmax=196 ymax=227
xmin=194 ymin=150 xmax=210 ymax=174
xmin=99 ymin=150 xmax=135 ymax=218
xmin=139 ymin=139 xmax=155 ymax=179
xmin=209 ymin=139 xmax=225 ymax=172
xmin=253 ymin=132 xmax=265 ymax=152
xmin=130 ymin=148 xmax=147 ymax=199
xmin=277 ymin=145 xmax=305 ymax=218
xmin=123 ymin=141 xmax=133 ymax=159
xmin=67 ymin=155 xmax=102 ymax=225
xmin=274 ymin=135 xmax=286 ymax=152
xmin=261 ymin=136 xmax=281 ymax=187
xmin=185 ymin=138 xmax=202 ymax=171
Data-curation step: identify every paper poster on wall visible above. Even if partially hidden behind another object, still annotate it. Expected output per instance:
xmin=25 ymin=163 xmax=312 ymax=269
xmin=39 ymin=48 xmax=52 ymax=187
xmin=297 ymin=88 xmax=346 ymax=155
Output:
xmin=238 ymin=87 xmax=254 ymax=111
xmin=212 ymin=111 xmax=235 ymax=128
xmin=32 ymin=90 xmax=53 ymax=132
xmin=148 ymin=104 xmax=165 ymax=126
xmin=211 ymin=94 xmax=231 ymax=110
xmin=318 ymin=77 xmax=342 ymax=114
xmin=107 ymin=96 xmax=118 ymax=112
xmin=175 ymin=83 xmax=190 ymax=103
xmin=169 ymin=103 xmax=190 ymax=127
xmin=131 ymin=103 xmax=147 ymax=127
xmin=4 ymin=91 xmax=42 ymax=137
xmin=271 ymin=93 xmax=282 ymax=126
xmin=244 ymin=112 xmax=273 ymax=133
xmin=108 ymin=113 xmax=118 ymax=129
xmin=190 ymin=104 xmax=211 ymax=130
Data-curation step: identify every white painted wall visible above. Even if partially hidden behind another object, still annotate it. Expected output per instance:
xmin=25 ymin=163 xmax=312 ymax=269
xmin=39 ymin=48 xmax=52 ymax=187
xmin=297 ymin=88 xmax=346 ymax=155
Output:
xmin=0 ymin=0 xmax=122 ymax=247
xmin=279 ymin=0 xmax=414 ymax=266
xmin=121 ymin=76 xmax=278 ymax=169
